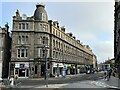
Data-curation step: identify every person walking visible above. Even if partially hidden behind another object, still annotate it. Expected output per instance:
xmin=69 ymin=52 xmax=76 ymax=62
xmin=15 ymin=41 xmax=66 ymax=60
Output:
xmin=108 ymin=68 xmax=112 ymax=79
xmin=104 ymin=70 xmax=107 ymax=80
xmin=106 ymin=68 xmax=112 ymax=81
xmin=106 ymin=68 xmax=110 ymax=81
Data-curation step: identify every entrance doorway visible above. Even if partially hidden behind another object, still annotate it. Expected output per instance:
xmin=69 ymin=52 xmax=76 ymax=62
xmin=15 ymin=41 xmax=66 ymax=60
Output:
xmin=19 ymin=68 xmax=28 ymax=77
xmin=19 ymin=69 xmax=25 ymax=77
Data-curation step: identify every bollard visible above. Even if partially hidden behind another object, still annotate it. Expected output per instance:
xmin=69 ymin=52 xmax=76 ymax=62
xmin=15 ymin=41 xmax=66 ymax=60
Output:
xmin=9 ymin=77 xmax=15 ymax=87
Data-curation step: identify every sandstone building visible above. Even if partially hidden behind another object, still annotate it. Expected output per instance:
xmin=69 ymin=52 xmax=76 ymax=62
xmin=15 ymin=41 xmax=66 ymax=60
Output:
xmin=114 ymin=1 xmax=120 ymax=79
xmin=0 ymin=23 xmax=11 ymax=78
xmin=11 ymin=4 xmax=97 ymax=78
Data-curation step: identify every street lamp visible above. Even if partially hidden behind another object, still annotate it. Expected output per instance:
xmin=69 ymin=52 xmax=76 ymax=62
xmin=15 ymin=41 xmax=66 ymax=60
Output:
xmin=37 ymin=45 xmax=48 ymax=87
xmin=44 ymin=45 xmax=48 ymax=87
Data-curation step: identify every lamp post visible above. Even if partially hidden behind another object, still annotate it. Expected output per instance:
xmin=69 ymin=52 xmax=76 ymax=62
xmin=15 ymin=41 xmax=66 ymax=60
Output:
xmin=44 ymin=45 xmax=48 ymax=87
xmin=37 ymin=45 xmax=48 ymax=87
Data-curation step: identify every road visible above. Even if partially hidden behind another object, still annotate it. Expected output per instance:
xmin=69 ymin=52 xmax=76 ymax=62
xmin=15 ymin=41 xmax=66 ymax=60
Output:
xmin=16 ymin=72 xmax=104 ymax=88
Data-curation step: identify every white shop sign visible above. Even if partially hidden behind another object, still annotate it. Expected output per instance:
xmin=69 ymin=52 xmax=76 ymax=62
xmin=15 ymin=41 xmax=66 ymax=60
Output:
xmin=53 ymin=63 xmax=64 ymax=67
xmin=15 ymin=64 xmax=20 ymax=68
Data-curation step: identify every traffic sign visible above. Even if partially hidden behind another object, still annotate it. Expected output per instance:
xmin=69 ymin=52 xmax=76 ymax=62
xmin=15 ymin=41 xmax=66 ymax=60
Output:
xmin=63 ymin=65 xmax=67 ymax=70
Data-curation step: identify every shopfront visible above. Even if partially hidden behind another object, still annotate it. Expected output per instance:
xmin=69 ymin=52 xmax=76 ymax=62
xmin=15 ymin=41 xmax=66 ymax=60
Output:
xmin=14 ymin=63 xmax=29 ymax=78
xmin=52 ymin=63 xmax=64 ymax=76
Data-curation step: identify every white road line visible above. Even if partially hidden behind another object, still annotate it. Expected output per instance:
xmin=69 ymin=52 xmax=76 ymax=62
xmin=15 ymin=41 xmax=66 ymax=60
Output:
xmin=90 ymin=81 xmax=118 ymax=88
xmin=35 ymin=84 xmax=68 ymax=88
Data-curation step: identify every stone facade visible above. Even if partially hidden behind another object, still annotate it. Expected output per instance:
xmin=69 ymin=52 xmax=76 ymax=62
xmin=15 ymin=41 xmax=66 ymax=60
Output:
xmin=11 ymin=4 xmax=97 ymax=78
xmin=0 ymin=23 xmax=11 ymax=78
xmin=114 ymin=1 xmax=120 ymax=79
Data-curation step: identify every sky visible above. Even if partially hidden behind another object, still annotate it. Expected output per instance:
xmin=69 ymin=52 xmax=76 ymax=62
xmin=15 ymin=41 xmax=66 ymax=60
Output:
xmin=0 ymin=0 xmax=115 ymax=64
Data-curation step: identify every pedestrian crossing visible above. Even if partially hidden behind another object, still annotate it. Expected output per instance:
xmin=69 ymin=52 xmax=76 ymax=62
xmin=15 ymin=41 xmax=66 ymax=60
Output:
xmin=90 ymin=80 xmax=118 ymax=89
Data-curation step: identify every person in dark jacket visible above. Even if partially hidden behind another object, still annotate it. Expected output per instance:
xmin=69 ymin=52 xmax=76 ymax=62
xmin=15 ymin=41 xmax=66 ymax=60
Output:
xmin=106 ymin=68 xmax=112 ymax=81
xmin=108 ymin=68 xmax=112 ymax=79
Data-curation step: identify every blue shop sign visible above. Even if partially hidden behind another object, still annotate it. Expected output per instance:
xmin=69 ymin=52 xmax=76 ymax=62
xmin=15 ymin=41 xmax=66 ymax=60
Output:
xmin=63 ymin=65 xmax=67 ymax=70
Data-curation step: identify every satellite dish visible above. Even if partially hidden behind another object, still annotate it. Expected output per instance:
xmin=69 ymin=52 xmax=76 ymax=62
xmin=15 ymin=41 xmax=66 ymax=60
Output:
xmin=22 ymin=14 xmax=27 ymax=20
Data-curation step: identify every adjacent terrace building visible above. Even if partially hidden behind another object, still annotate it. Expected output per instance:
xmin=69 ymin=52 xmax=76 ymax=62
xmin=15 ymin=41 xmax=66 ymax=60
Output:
xmin=0 ymin=23 xmax=11 ymax=78
xmin=11 ymin=4 xmax=97 ymax=78
xmin=114 ymin=1 xmax=120 ymax=79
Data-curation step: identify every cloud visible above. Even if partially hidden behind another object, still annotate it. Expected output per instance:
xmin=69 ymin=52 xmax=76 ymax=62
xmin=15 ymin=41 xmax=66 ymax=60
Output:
xmin=93 ymin=40 xmax=114 ymax=61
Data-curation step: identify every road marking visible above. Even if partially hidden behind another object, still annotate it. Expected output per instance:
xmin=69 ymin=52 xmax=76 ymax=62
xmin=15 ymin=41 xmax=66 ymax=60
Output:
xmin=35 ymin=84 xmax=68 ymax=88
xmin=90 ymin=81 xmax=118 ymax=89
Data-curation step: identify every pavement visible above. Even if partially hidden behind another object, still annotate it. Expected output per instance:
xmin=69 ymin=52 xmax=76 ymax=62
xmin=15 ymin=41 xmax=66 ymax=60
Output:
xmin=29 ymin=73 xmax=86 ymax=80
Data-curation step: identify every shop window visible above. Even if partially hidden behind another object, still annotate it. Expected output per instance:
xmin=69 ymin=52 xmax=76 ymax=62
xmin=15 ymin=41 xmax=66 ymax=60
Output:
xmin=20 ymin=64 xmax=25 ymax=68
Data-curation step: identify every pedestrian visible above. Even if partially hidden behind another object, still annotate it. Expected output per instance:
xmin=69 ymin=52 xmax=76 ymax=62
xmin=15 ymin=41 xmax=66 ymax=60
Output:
xmin=108 ymin=68 xmax=112 ymax=79
xmin=106 ymin=69 xmax=110 ymax=81
xmin=106 ymin=68 xmax=112 ymax=81
xmin=104 ymin=70 xmax=107 ymax=79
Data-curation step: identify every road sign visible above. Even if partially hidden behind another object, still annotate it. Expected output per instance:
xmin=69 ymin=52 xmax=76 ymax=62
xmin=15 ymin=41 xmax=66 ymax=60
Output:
xmin=63 ymin=65 xmax=67 ymax=70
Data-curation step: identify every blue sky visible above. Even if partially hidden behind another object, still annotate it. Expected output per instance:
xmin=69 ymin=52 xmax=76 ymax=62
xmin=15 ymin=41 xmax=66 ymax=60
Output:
xmin=0 ymin=0 xmax=114 ymax=63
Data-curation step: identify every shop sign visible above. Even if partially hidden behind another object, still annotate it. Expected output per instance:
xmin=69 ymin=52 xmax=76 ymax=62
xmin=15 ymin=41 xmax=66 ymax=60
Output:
xmin=73 ymin=66 xmax=75 ymax=69
xmin=25 ymin=63 xmax=29 ymax=68
xmin=15 ymin=64 xmax=19 ymax=68
xmin=77 ymin=65 xmax=81 ymax=67
xmin=63 ymin=65 xmax=67 ymax=70
xmin=53 ymin=63 xmax=64 ymax=67
xmin=20 ymin=64 xmax=25 ymax=68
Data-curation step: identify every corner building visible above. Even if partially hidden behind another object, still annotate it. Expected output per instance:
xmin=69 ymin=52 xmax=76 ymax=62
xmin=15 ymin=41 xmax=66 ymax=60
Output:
xmin=11 ymin=4 xmax=96 ymax=78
